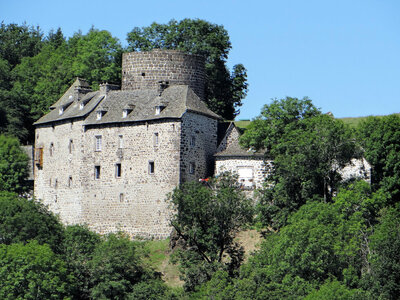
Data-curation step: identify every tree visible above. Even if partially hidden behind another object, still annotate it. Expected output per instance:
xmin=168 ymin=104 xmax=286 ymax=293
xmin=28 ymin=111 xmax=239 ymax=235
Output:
xmin=0 ymin=191 xmax=64 ymax=253
xmin=357 ymin=114 xmax=400 ymax=204
xmin=63 ymin=225 xmax=101 ymax=299
xmin=0 ymin=135 xmax=28 ymax=193
xmin=365 ymin=207 xmax=400 ymax=299
xmin=0 ymin=241 xmax=72 ymax=299
xmin=88 ymin=233 xmax=154 ymax=299
xmin=68 ymin=27 xmax=122 ymax=88
xmin=126 ymin=19 xmax=248 ymax=120
xmin=169 ymin=173 xmax=253 ymax=291
xmin=242 ymin=98 xmax=358 ymax=227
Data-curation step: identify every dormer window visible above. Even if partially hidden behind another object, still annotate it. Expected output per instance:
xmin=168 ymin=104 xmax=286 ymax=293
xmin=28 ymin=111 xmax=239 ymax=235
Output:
xmin=79 ymin=102 xmax=85 ymax=110
xmin=122 ymin=109 xmax=131 ymax=118
xmin=97 ymin=111 xmax=102 ymax=120
xmin=59 ymin=107 xmax=64 ymax=115
xmin=155 ymin=106 xmax=161 ymax=115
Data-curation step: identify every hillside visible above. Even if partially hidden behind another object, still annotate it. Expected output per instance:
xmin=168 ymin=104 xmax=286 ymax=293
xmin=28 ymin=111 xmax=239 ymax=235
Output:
xmin=235 ymin=113 xmax=400 ymax=129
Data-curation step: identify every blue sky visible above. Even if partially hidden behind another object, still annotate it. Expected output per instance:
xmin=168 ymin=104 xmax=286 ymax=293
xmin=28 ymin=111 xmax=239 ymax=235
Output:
xmin=2 ymin=0 xmax=399 ymax=120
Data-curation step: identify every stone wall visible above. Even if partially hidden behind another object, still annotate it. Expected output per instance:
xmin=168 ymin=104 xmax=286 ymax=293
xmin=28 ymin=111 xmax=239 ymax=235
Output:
xmin=34 ymin=120 xmax=85 ymax=225
xmin=215 ymin=157 xmax=273 ymax=190
xmin=180 ymin=112 xmax=218 ymax=183
xmin=121 ymin=50 xmax=206 ymax=100
xmin=81 ymin=120 xmax=181 ymax=238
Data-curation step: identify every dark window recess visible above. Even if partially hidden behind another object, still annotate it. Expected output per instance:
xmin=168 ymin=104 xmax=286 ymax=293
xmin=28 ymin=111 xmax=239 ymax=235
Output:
xmin=149 ymin=161 xmax=155 ymax=174
xmin=116 ymin=163 xmax=122 ymax=178
xmin=95 ymin=166 xmax=101 ymax=179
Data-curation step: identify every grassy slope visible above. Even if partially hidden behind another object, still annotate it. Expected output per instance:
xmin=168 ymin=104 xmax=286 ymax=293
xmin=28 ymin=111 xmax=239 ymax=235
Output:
xmin=143 ymin=230 xmax=263 ymax=288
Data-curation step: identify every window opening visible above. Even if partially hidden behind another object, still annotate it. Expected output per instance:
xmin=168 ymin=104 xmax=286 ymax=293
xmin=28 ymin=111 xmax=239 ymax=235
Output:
xmin=189 ymin=162 xmax=195 ymax=174
xmin=49 ymin=143 xmax=54 ymax=156
xmin=148 ymin=161 xmax=155 ymax=174
xmin=116 ymin=163 xmax=122 ymax=178
xmin=95 ymin=135 xmax=102 ymax=151
xmin=96 ymin=111 xmax=102 ymax=120
xmin=68 ymin=176 xmax=72 ymax=187
xmin=69 ymin=139 xmax=73 ymax=154
xmin=95 ymin=166 xmax=101 ymax=179
xmin=154 ymin=132 xmax=159 ymax=146
xmin=190 ymin=136 xmax=196 ymax=147
xmin=119 ymin=193 xmax=124 ymax=202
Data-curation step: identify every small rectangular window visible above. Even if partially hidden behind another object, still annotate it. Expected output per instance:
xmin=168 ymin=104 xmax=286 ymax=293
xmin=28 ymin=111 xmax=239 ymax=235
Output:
xmin=115 ymin=163 xmax=121 ymax=178
xmin=190 ymin=136 xmax=196 ymax=147
xmin=68 ymin=176 xmax=72 ymax=187
xmin=149 ymin=161 xmax=155 ymax=174
xmin=119 ymin=135 xmax=123 ymax=149
xmin=189 ymin=162 xmax=195 ymax=174
xmin=95 ymin=135 xmax=102 ymax=151
xmin=119 ymin=193 xmax=124 ymax=202
xmin=154 ymin=132 xmax=159 ymax=146
xmin=95 ymin=166 xmax=101 ymax=179
xmin=69 ymin=139 xmax=73 ymax=154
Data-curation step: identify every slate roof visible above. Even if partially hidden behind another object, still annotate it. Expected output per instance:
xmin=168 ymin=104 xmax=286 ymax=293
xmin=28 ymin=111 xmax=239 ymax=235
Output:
xmin=215 ymin=123 xmax=264 ymax=158
xmin=214 ymin=143 xmax=265 ymax=157
xmin=34 ymin=80 xmax=221 ymax=126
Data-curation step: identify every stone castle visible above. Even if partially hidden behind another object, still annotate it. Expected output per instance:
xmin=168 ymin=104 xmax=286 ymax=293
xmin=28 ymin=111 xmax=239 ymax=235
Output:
xmin=33 ymin=50 xmax=266 ymax=238
xmin=33 ymin=49 xmax=370 ymax=238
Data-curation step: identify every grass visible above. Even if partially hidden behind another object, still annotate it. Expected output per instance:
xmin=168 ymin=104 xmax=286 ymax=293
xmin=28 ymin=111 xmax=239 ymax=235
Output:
xmin=141 ymin=239 xmax=183 ymax=288
xmin=142 ymin=229 xmax=263 ymax=288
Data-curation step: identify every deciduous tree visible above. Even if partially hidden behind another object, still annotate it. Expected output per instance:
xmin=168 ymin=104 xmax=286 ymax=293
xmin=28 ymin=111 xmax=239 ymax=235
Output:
xmin=169 ymin=173 xmax=253 ymax=290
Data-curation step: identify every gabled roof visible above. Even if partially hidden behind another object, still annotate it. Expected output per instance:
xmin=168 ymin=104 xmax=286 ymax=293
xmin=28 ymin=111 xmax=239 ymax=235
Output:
xmin=215 ymin=123 xmax=265 ymax=157
xmin=34 ymin=81 xmax=221 ymax=126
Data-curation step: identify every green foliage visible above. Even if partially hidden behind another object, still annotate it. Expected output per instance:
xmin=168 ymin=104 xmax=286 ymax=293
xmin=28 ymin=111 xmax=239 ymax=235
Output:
xmin=63 ymin=225 xmax=101 ymax=299
xmin=0 ymin=135 xmax=29 ymax=193
xmin=0 ymin=22 xmax=43 ymax=68
xmin=68 ymin=27 xmax=122 ymax=88
xmin=88 ymin=233 xmax=155 ymax=299
xmin=365 ymin=207 xmax=400 ymax=299
xmin=0 ymin=191 xmax=64 ymax=253
xmin=0 ymin=241 xmax=72 ymax=299
xmin=127 ymin=19 xmax=248 ymax=120
xmin=357 ymin=114 xmax=400 ymax=203
xmin=243 ymin=97 xmax=358 ymax=227
xmin=304 ymin=280 xmax=367 ymax=300
xmin=240 ymin=96 xmax=321 ymax=151
xmin=0 ymin=24 xmax=122 ymax=142
xmin=169 ymin=173 xmax=253 ymax=291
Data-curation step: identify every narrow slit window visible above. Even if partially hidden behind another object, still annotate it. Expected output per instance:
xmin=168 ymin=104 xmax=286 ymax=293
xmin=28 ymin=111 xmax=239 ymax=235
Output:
xmin=115 ymin=163 xmax=122 ymax=178
xmin=95 ymin=135 xmax=102 ymax=151
xmin=68 ymin=176 xmax=72 ymax=187
xmin=95 ymin=166 xmax=101 ymax=179
xmin=189 ymin=162 xmax=195 ymax=174
xmin=49 ymin=143 xmax=54 ymax=156
xmin=154 ymin=132 xmax=159 ymax=146
xmin=190 ymin=136 xmax=196 ymax=147
xmin=119 ymin=193 xmax=124 ymax=202
xmin=149 ymin=161 xmax=155 ymax=174
xmin=69 ymin=139 xmax=73 ymax=154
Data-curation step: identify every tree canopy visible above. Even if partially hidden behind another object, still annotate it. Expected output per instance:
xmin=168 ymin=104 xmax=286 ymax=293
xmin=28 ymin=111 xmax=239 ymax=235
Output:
xmin=0 ymin=135 xmax=29 ymax=193
xmin=241 ymin=97 xmax=358 ymax=227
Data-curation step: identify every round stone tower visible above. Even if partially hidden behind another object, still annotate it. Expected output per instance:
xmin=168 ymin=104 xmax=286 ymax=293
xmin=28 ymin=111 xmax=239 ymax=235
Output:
xmin=121 ymin=49 xmax=206 ymax=100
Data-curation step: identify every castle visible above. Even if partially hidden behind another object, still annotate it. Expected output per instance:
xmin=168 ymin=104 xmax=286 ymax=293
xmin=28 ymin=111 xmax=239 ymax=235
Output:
xmin=33 ymin=50 xmax=266 ymax=238
xmin=33 ymin=49 xmax=370 ymax=238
